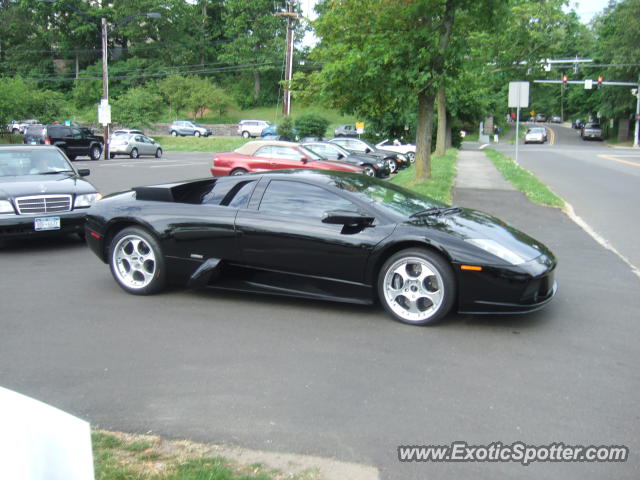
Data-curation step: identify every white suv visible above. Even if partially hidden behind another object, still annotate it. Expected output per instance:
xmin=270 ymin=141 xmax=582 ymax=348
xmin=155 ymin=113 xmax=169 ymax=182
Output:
xmin=238 ymin=120 xmax=271 ymax=138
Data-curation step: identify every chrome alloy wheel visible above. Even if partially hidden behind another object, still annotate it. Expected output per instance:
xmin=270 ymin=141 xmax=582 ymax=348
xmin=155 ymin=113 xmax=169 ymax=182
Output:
xmin=112 ymin=234 xmax=157 ymax=290
xmin=382 ymin=256 xmax=444 ymax=323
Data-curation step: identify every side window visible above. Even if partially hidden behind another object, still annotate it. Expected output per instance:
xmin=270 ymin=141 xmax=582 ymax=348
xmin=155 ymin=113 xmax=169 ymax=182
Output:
xmin=70 ymin=128 xmax=82 ymax=139
xmin=259 ymin=181 xmax=355 ymax=218
xmin=272 ymin=146 xmax=303 ymax=160
xmin=224 ymin=181 xmax=257 ymax=208
xmin=254 ymin=146 xmax=274 ymax=158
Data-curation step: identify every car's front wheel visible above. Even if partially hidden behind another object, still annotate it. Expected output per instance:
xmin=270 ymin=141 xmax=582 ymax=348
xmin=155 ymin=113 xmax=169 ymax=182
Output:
xmin=387 ymin=158 xmax=398 ymax=174
xmin=90 ymin=145 xmax=102 ymax=160
xmin=109 ymin=227 xmax=166 ymax=295
xmin=378 ymin=248 xmax=455 ymax=326
xmin=155 ymin=148 xmax=162 ymax=158
xmin=363 ymin=165 xmax=376 ymax=177
xmin=407 ymin=151 xmax=416 ymax=163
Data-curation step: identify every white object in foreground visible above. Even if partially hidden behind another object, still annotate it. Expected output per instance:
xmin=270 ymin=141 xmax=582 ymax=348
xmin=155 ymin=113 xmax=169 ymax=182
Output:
xmin=0 ymin=386 xmax=94 ymax=480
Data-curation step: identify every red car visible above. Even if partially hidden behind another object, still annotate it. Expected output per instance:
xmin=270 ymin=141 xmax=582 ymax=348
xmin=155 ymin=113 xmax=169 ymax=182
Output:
xmin=211 ymin=140 xmax=364 ymax=177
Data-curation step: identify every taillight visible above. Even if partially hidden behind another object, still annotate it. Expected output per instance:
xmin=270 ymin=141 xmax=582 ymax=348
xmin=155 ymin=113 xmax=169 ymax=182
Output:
xmin=44 ymin=138 xmax=51 ymax=145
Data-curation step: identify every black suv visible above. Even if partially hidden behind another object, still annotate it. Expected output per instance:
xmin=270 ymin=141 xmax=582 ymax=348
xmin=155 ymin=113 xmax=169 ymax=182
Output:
xmin=23 ymin=124 xmax=104 ymax=160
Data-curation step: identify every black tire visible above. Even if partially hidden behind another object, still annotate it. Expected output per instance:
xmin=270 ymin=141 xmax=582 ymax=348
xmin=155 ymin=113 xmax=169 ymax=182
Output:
xmin=377 ymin=248 xmax=456 ymax=326
xmin=387 ymin=158 xmax=398 ymax=174
xmin=130 ymin=148 xmax=139 ymax=159
xmin=109 ymin=153 xmax=115 ymax=159
xmin=194 ymin=131 xmax=201 ymax=137
xmin=171 ymin=130 xmax=178 ymax=136
xmin=90 ymin=145 xmax=102 ymax=161
xmin=109 ymin=227 xmax=166 ymax=295
xmin=155 ymin=148 xmax=162 ymax=158
xmin=230 ymin=168 xmax=248 ymax=176
xmin=241 ymin=131 xmax=250 ymax=139
xmin=407 ymin=151 xmax=416 ymax=163
xmin=363 ymin=165 xmax=376 ymax=177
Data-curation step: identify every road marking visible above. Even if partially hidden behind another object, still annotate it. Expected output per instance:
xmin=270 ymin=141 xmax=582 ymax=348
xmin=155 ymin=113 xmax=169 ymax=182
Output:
xmin=542 ymin=125 xmax=555 ymax=145
xmin=598 ymin=154 xmax=640 ymax=167
xmin=150 ymin=162 xmax=206 ymax=168
xmin=479 ymin=144 xmax=489 ymax=150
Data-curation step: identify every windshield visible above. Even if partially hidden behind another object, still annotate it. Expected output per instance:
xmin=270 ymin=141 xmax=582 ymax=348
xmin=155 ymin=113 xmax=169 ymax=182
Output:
xmin=298 ymin=145 xmax=324 ymax=161
xmin=329 ymin=175 xmax=446 ymax=217
xmin=0 ymin=149 xmax=73 ymax=177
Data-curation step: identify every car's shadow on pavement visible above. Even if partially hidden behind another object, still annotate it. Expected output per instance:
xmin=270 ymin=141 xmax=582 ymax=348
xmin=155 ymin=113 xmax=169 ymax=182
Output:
xmin=0 ymin=234 xmax=86 ymax=254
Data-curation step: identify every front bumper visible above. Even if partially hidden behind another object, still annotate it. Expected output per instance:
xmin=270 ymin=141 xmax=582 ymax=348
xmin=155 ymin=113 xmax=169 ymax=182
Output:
xmin=456 ymin=256 xmax=557 ymax=315
xmin=0 ymin=210 xmax=88 ymax=239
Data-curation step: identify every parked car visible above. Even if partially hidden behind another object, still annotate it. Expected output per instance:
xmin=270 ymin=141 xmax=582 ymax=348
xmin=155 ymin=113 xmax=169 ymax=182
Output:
xmin=109 ymin=133 xmax=163 ymax=159
xmin=302 ymin=140 xmax=390 ymax=177
xmin=0 ymin=145 xmax=101 ymax=239
xmin=580 ymin=123 xmax=603 ymax=141
xmin=572 ymin=118 xmax=584 ymax=129
xmin=110 ymin=128 xmax=144 ymax=139
xmin=85 ymin=170 xmax=557 ymax=326
xmin=260 ymin=124 xmax=277 ymax=137
xmin=168 ymin=121 xmax=212 ymax=137
xmin=211 ymin=140 xmax=364 ymax=177
xmin=334 ymin=124 xmax=359 ymax=137
xmin=329 ymin=137 xmax=409 ymax=173
xmin=550 ymin=116 xmax=562 ymax=123
xmin=23 ymin=124 xmax=103 ymax=160
xmin=7 ymin=119 xmax=40 ymax=134
xmin=375 ymin=139 xmax=416 ymax=163
xmin=524 ymin=127 xmax=547 ymax=144
xmin=238 ymin=120 xmax=271 ymax=138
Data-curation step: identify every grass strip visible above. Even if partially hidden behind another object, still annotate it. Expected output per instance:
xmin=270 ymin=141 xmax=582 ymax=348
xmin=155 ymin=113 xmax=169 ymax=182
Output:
xmin=155 ymin=136 xmax=248 ymax=153
xmin=93 ymin=431 xmax=319 ymax=480
xmin=484 ymin=148 xmax=564 ymax=207
xmin=390 ymin=148 xmax=458 ymax=204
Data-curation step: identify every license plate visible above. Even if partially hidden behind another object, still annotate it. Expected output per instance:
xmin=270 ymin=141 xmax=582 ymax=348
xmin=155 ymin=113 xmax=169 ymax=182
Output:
xmin=34 ymin=217 xmax=61 ymax=231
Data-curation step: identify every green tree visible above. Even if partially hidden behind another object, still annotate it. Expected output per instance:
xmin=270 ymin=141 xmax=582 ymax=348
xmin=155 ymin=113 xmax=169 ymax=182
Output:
xmin=276 ymin=115 xmax=296 ymax=140
xmin=294 ymin=114 xmax=329 ymax=139
xmin=112 ymin=86 xmax=163 ymax=128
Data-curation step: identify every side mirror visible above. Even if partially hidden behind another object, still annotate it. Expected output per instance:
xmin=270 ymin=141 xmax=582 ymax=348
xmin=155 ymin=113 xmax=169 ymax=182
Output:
xmin=365 ymin=148 xmax=372 ymax=153
xmin=337 ymin=153 xmax=344 ymax=160
xmin=77 ymin=169 xmax=90 ymax=177
xmin=322 ymin=210 xmax=374 ymax=228
xmin=300 ymin=157 xmax=309 ymax=164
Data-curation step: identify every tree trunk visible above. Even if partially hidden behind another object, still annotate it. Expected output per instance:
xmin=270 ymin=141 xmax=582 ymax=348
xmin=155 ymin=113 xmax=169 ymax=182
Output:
xmin=435 ymin=86 xmax=447 ymax=156
xmin=253 ymin=70 xmax=261 ymax=101
xmin=415 ymin=90 xmax=436 ymax=180
xmin=445 ymin=113 xmax=452 ymax=148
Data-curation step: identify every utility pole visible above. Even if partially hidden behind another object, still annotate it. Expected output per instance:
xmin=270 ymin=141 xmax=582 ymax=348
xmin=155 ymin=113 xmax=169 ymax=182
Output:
xmin=101 ymin=14 xmax=110 ymax=160
xmin=277 ymin=1 xmax=299 ymax=116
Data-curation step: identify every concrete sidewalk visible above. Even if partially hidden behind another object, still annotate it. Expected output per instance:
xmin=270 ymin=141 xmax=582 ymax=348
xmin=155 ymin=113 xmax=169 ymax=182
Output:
xmin=454 ymin=149 xmax=515 ymax=191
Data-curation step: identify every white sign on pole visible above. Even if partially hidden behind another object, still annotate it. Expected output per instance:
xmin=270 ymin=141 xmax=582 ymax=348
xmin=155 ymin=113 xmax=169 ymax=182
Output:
xmin=508 ymin=82 xmax=529 ymax=108
xmin=98 ymin=99 xmax=111 ymax=126
xmin=584 ymin=79 xmax=593 ymax=90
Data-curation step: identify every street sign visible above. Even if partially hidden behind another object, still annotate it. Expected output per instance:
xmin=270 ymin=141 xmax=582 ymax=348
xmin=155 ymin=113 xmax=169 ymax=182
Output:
xmin=355 ymin=122 xmax=365 ymax=134
xmin=585 ymin=79 xmax=593 ymax=90
xmin=98 ymin=99 xmax=111 ymax=126
xmin=508 ymin=82 xmax=529 ymax=108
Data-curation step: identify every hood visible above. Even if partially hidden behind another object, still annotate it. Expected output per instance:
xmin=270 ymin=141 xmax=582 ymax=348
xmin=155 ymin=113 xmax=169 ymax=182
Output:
xmin=405 ymin=207 xmax=552 ymax=264
xmin=0 ymin=173 xmax=97 ymax=199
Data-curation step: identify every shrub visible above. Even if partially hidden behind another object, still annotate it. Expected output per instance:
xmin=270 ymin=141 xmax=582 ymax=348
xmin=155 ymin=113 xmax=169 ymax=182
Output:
xmin=294 ymin=113 xmax=329 ymax=139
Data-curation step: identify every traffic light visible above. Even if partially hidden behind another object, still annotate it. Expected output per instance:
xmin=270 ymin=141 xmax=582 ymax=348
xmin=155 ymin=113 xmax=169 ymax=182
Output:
xmin=597 ymin=75 xmax=603 ymax=89
xmin=563 ymin=75 xmax=569 ymax=89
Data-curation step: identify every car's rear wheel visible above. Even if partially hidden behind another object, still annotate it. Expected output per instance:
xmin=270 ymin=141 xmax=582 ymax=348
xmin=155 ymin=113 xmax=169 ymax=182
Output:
xmin=387 ymin=158 xmax=398 ymax=174
xmin=130 ymin=148 xmax=139 ymax=159
xmin=171 ymin=130 xmax=178 ymax=136
xmin=363 ymin=165 xmax=376 ymax=177
xmin=242 ymin=131 xmax=250 ymax=138
xmin=194 ymin=131 xmax=201 ymax=137
xmin=109 ymin=227 xmax=166 ymax=295
xmin=155 ymin=148 xmax=162 ymax=158
xmin=378 ymin=248 xmax=455 ymax=326
xmin=90 ymin=145 xmax=102 ymax=160
xmin=109 ymin=153 xmax=115 ymax=159
xmin=230 ymin=168 xmax=248 ymax=176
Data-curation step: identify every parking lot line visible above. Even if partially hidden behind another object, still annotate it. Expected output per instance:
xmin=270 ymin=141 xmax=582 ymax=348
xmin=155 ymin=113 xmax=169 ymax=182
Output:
xmin=598 ymin=154 xmax=640 ymax=167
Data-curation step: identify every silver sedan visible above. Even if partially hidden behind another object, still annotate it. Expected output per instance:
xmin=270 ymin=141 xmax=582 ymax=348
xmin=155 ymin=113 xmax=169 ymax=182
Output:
xmin=109 ymin=134 xmax=163 ymax=159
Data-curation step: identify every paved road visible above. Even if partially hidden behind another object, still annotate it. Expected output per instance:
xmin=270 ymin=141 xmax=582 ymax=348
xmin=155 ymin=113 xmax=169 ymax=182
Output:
xmin=494 ymin=123 xmax=640 ymax=270
xmin=1 ymin=151 xmax=638 ymax=480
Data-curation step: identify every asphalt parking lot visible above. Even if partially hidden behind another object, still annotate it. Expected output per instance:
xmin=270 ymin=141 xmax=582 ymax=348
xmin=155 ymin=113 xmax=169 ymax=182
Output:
xmin=1 ymin=151 xmax=639 ymax=480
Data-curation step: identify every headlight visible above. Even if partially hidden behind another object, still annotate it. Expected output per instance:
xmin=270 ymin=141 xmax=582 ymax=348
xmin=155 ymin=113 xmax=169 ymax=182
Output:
xmin=0 ymin=200 xmax=15 ymax=214
xmin=465 ymin=238 xmax=527 ymax=265
xmin=74 ymin=193 xmax=102 ymax=208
